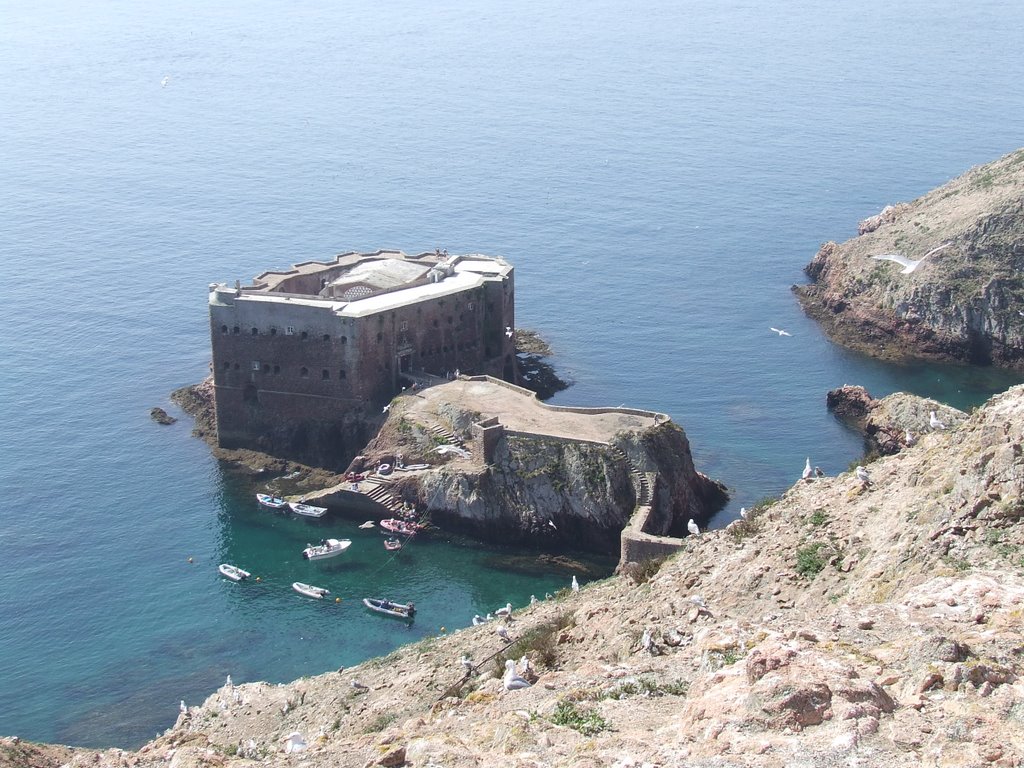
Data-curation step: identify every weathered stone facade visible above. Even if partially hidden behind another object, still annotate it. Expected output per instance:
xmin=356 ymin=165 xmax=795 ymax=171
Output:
xmin=209 ymin=250 xmax=515 ymax=468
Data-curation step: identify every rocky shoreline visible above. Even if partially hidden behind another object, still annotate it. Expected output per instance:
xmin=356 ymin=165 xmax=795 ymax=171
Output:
xmin=17 ymin=384 xmax=1024 ymax=767
xmin=795 ymin=148 xmax=1024 ymax=370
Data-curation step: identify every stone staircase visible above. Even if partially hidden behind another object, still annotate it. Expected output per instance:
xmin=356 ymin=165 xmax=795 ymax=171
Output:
xmin=429 ymin=423 xmax=464 ymax=446
xmin=609 ymin=446 xmax=652 ymax=507
xmin=362 ymin=477 xmax=405 ymax=514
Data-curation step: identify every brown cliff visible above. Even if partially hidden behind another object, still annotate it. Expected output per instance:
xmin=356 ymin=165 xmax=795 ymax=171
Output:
xmin=795 ymin=148 xmax=1024 ymax=369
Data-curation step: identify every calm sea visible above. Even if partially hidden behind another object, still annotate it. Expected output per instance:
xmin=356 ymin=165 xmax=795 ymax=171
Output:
xmin=2 ymin=0 xmax=1023 ymax=749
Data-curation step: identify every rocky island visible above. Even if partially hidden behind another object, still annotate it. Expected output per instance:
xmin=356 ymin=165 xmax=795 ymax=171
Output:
xmin=795 ymin=148 xmax=1024 ymax=369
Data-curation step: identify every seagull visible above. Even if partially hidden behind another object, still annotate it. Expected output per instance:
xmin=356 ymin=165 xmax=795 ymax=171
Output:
xmin=502 ymin=659 xmax=532 ymax=690
xmin=530 ymin=594 xmax=538 ymax=605
xmin=814 ymin=466 xmax=824 ymax=478
xmin=382 ymin=403 xmax=391 ymax=413
xmin=855 ymin=465 xmax=871 ymax=486
xmin=769 ymin=327 xmax=792 ymax=336
xmin=548 ymin=520 xmax=557 ymax=529
xmin=359 ymin=520 xmax=375 ymax=529
xmin=687 ymin=518 xmax=700 ymax=536
xmin=802 ymin=457 xmax=812 ymax=480
xmin=495 ymin=602 xmax=513 ymax=618
xmin=689 ymin=595 xmax=709 ymax=612
xmin=640 ymin=628 xmax=655 ymax=654
xmin=460 ymin=655 xmax=474 ymax=674
xmin=871 ymin=242 xmax=952 ymax=275
xmin=905 ymin=429 xmax=917 ymax=446
xmin=225 ymin=674 xmax=233 ymax=689
xmin=505 ymin=326 xmax=513 ymax=338
xmin=517 ymin=655 xmax=531 ymax=676
xmin=496 ymin=624 xmax=511 ymax=642
xmin=161 ymin=75 xmax=170 ymax=87
xmin=179 ymin=700 xmax=187 ymax=715
xmin=929 ymin=410 xmax=946 ymax=431
xmin=283 ymin=733 xmax=307 ymax=754
xmin=739 ymin=506 xmax=748 ymax=520
xmin=472 ymin=614 xmax=485 ymax=626
xmin=351 ymin=680 xmax=369 ymax=690
xmin=571 ymin=575 xmax=580 ymax=593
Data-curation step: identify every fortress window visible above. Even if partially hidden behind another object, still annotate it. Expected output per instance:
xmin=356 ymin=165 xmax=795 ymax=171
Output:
xmin=233 ymin=326 xmax=240 ymax=334
xmin=301 ymin=331 xmax=308 ymax=340
xmin=233 ymin=363 xmax=240 ymax=370
xmin=285 ymin=326 xmax=295 ymax=336
xmin=300 ymin=367 xmax=309 ymax=378
xmin=251 ymin=327 xmax=258 ymax=336
xmin=222 ymin=361 xmax=230 ymax=370
xmin=432 ymin=319 xmax=439 ymax=327
xmin=322 ymin=334 xmax=330 ymax=342
xmin=262 ymin=363 xmax=270 ymax=373
xmin=341 ymin=336 xmax=347 ymax=344
xmin=270 ymin=327 xmax=277 ymax=336
xmin=220 ymin=325 xmax=228 ymax=334
xmin=376 ymin=332 xmax=383 ymax=343
xmin=251 ymin=360 xmax=261 ymax=370
xmin=467 ymin=301 xmax=475 ymax=310
xmin=273 ymin=365 xmax=280 ymax=374
xmin=447 ymin=316 xmax=453 ymax=325
xmin=339 ymin=369 xmax=347 ymax=379
xmin=322 ymin=369 xmax=330 ymax=379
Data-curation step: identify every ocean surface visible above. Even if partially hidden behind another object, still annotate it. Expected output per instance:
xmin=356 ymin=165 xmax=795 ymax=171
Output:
xmin=3 ymin=0 xmax=1024 ymax=749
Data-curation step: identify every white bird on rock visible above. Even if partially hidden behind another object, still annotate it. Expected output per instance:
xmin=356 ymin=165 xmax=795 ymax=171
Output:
xmin=351 ymin=680 xmax=369 ymax=690
xmin=571 ymin=575 xmax=580 ymax=593
xmin=905 ymin=429 xmax=917 ymax=446
xmin=855 ymin=465 xmax=871 ymax=486
xmin=472 ymin=614 xmax=485 ymax=626
xmin=225 ymin=674 xmax=233 ymax=689
xmin=640 ymin=628 xmax=655 ymax=654
xmin=871 ymin=242 xmax=951 ymax=275
xmin=739 ymin=506 xmax=748 ymax=520
xmin=496 ymin=624 xmax=511 ymax=642
xmin=802 ymin=457 xmax=812 ymax=480
xmin=769 ymin=327 xmax=792 ymax=336
xmin=283 ymin=732 xmax=307 ymax=754
xmin=179 ymin=700 xmax=187 ymax=715
xmin=689 ymin=595 xmax=709 ymax=613
xmin=517 ymin=655 xmax=531 ymax=676
xmin=530 ymin=594 xmax=538 ymax=605
xmin=687 ymin=518 xmax=700 ymax=536
xmin=929 ymin=410 xmax=946 ymax=431
xmin=460 ymin=655 xmax=473 ymax=674
xmin=495 ymin=602 xmax=513 ymax=618
xmin=503 ymin=659 xmax=532 ymax=690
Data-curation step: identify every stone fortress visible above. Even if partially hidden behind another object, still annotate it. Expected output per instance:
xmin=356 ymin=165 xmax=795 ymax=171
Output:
xmin=208 ymin=249 xmax=516 ymax=468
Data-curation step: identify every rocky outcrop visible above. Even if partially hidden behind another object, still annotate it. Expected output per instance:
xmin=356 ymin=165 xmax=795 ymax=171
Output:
xmin=795 ymin=148 xmax=1024 ymax=369
xmin=827 ymin=385 xmax=968 ymax=455
xmin=24 ymin=383 xmax=1024 ymax=767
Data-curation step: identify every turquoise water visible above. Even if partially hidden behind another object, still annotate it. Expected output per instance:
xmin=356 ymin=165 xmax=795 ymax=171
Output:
xmin=2 ymin=0 xmax=1024 ymax=749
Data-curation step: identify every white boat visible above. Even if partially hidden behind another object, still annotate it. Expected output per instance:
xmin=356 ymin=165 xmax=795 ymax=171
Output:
xmin=288 ymin=501 xmax=328 ymax=518
xmin=293 ymin=581 xmax=330 ymax=599
xmin=302 ymin=538 xmax=352 ymax=560
xmin=256 ymin=493 xmax=288 ymax=510
xmin=218 ymin=563 xmax=251 ymax=582
xmin=363 ymin=597 xmax=415 ymax=620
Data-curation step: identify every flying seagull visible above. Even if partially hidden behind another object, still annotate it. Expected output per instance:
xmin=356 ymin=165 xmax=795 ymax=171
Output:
xmin=769 ymin=327 xmax=792 ymax=336
xmin=871 ymin=242 xmax=952 ymax=275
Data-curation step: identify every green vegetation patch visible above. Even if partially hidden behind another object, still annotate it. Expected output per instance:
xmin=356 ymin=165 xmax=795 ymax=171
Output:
xmin=796 ymin=543 xmax=827 ymax=579
xmin=550 ymin=700 xmax=609 ymax=736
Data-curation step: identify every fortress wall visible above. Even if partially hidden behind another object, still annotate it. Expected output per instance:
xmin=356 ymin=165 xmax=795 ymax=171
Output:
xmin=618 ymin=506 xmax=686 ymax=569
xmin=464 ymin=375 xmax=666 ymax=420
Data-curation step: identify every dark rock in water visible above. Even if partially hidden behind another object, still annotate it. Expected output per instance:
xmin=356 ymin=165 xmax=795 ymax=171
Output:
xmin=514 ymin=328 xmax=570 ymax=400
xmin=826 ymin=385 xmax=874 ymax=428
xmin=481 ymin=552 xmax=610 ymax=579
xmin=150 ymin=407 xmax=177 ymax=425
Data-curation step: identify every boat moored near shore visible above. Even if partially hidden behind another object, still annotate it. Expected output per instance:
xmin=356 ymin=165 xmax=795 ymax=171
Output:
xmin=302 ymin=538 xmax=352 ymax=560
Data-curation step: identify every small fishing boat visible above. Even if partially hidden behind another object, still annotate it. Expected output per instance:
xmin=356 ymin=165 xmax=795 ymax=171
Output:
xmin=380 ymin=518 xmax=421 ymax=536
xmin=398 ymin=463 xmax=431 ymax=471
xmin=256 ymin=493 xmax=288 ymax=510
xmin=288 ymin=501 xmax=328 ymax=518
xmin=218 ymin=563 xmax=251 ymax=582
xmin=363 ymin=597 xmax=415 ymax=619
xmin=293 ymin=582 xmax=330 ymax=599
xmin=383 ymin=538 xmax=402 ymax=552
xmin=345 ymin=472 xmax=366 ymax=482
xmin=302 ymin=538 xmax=352 ymax=561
